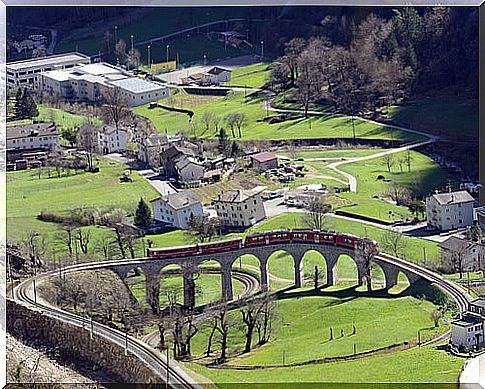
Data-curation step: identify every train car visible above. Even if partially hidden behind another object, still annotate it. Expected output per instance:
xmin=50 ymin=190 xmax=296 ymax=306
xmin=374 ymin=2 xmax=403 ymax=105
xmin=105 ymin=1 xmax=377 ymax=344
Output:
xmin=244 ymin=233 xmax=269 ymax=247
xmin=291 ymin=229 xmax=317 ymax=243
xmin=335 ymin=234 xmax=359 ymax=248
xmin=198 ymin=238 xmax=243 ymax=254
xmin=315 ymin=231 xmax=336 ymax=245
xmin=268 ymin=230 xmax=292 ymax=244
xmin=147 ymin=244 xmax=199 ymax=259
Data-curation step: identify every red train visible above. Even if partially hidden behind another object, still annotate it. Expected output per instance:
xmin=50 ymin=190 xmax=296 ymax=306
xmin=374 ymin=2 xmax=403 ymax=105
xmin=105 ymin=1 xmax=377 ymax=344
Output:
xmin=147 ymin=230 xmax=377 ymax=259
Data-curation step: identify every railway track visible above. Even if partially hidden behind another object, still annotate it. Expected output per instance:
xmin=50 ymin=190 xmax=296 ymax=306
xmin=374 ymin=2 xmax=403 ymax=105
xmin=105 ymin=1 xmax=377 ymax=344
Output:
xmin=12 ymin=264 xmax=203 ymax=389
xmin=376 ymin=253 xmax=471 ymax=313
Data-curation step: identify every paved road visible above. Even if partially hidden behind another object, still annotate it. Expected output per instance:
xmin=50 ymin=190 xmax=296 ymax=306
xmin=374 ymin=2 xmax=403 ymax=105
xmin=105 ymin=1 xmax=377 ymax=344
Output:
xmin=460 ymin=352 xmax=485 ymax=388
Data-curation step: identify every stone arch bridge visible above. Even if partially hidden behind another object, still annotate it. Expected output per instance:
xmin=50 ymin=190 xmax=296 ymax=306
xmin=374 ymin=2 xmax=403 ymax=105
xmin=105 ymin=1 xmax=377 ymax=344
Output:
xmin=105 ymin=243 xmax=422 ymax=314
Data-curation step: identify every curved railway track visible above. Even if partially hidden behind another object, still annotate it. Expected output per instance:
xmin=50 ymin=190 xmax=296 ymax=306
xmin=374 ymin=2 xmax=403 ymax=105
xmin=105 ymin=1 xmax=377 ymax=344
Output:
xmin=11 ymin=248 xmax=472 ymax=387
xmin=12 ymin=263 xmax=204 ymax=388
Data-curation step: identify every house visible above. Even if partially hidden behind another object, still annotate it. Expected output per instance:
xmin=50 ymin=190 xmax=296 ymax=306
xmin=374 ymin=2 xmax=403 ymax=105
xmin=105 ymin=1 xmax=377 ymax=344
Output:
xmin=160 ymin=143 xmax=202 ymax=183
xmin=206 ymin=67 xmax=231 ymax=84
xmin=250 ymin=151 xmax=278 ymax=173
xmin=439 ymin=236 xmax=484 ymax=274
xmin=7 ymin=122 xmax=59 ymax=151
xmin=174 ymin=157 xmax=204 ymax=185
xmin=151 ymin=190 xmax=203 ymax=229
xmin=137 ymin=133 xmax=170 ymax=168
xmin=213 ymin=186 xmax=266 ymax=230
xmin=77 ymin=124 xmax=129 ymax=154
xmin=6 ymin=52 xmax=91 ymax=91
xmin=426 ymin=190 xmax=475 ymax=231
xmin=451 ymin=313 xmax=484 ymax=350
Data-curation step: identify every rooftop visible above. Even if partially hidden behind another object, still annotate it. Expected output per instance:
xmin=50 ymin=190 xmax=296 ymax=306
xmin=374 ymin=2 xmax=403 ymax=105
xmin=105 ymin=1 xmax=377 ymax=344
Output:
xmin=7 ymin=122 xmax=58 ymax=140
xmin=431 ymin=190 xmax=475 ymax=205
xmin=452 ymin=314 xmax=482 ymax=327
xmin=250 ymin=151 xmax=277 ymax=163
xmin=207 ymin=66 xmax=231 ymax=75
xmin=159 ymin=190 xmax=201 ymax=210
xmin=110 ymin=77 xmax=166 ymax=94
xmin=7 ymin=52 xmax=90 ymax=71
xmin=439 ymin=236 xmax=475 ymax=252
xmin=215 ymin=186 xmax=266 ymax=203
xmin=471 ymin=298 xmax=485 ymax=309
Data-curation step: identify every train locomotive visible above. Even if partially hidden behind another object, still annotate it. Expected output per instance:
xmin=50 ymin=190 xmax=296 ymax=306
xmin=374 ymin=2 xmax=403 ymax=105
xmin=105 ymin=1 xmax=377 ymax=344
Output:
xmin=147 ymin=230 xmax=377 ymax=259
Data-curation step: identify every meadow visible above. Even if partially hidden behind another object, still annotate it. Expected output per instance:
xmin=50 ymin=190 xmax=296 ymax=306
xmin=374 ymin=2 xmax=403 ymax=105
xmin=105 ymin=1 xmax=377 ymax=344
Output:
xmin=134 ymin=92 xmax=424 ymax=142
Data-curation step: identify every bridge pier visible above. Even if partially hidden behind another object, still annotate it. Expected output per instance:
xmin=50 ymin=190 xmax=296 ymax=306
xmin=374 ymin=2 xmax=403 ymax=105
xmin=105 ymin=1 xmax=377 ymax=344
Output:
xmin=357 ymin=264 xmax=367 ymax=288
xmin=293 ymin=257 xmax=304 ymax=288
xmin=324 ymin=252 xmax=340 ymax=287
xmin=221 ymin=265 xmax=233 ymax=301
xmin=145 ymin=271 xmax=161 ymax=315
xmin=182 ymin=267 xmax=196 ymax=310
xmin=260 ymin=261 xmax=269 ymax=292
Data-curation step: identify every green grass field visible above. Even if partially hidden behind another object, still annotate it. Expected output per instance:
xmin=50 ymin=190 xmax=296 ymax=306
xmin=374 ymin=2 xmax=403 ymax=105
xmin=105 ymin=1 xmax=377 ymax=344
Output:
xmin=279 ymin=148 xmax=385 ymax=160
xmin=225 ymin=63 xmax=271 ymax=88
xmin=8 ymin=104 xmax=101 ymax=132
xmin=180 ymin=290 xmax=455 ymax=384
xmin=387 ymin=94 xmax=478 ymax=141
xmin=127 ymin=272 xmax=246 ymax=308
xmin=7 ymin=158 xmax=159 ymax=246
xmin=185 ymin=339 xmax=463 ymax=385
xmin=335 ymin=150 xmax=447 ymax=223
xmin=134 ymin=92 xmax=424 ymax=142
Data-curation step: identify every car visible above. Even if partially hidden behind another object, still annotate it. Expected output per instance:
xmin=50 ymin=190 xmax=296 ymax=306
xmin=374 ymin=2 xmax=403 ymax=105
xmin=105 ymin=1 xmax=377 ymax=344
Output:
xmin=295 ymin=157 xmax=304 ymax=161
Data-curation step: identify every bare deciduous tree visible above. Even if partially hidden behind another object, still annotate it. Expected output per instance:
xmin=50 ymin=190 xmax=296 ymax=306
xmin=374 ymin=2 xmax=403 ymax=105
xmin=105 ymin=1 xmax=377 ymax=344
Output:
xmin=381 ymin=230 xmax=407 ymax=258
xmin=356 ymin=240 xmax=379 ymax=292
xmin=101 ymin=87 xmax=129 ymax=129
xmin=302 ymin=198 xmax=331 ymax=230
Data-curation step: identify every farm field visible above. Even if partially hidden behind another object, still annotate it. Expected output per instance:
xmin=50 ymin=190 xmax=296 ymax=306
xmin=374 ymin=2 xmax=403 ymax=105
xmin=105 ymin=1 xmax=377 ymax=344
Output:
xmin=224 ymin=62 xmax=271 ymax=88
xmin=6 ymin=158 xmax=159 ymax=248
xmin=134 ymin=92 xmax=425 ymax=142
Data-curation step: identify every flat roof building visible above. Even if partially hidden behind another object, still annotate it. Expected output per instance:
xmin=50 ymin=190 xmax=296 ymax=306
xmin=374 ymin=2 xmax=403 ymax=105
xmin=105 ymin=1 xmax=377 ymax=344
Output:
xmin=6 ymin=52 xmax=91 ymax=91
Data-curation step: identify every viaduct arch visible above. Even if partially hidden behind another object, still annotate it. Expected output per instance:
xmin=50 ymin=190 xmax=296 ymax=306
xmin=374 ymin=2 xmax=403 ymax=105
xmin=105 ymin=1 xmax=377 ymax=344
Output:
xmin=108 ymin=242 xmax=422 ymax=314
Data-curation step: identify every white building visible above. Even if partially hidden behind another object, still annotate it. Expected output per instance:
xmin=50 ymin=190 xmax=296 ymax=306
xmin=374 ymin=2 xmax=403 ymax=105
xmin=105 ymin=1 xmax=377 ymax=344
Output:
xmin=451 ymin=313 xmax=484 ymax=350
xmin=213 ymin=186 xmax=266 ymax=229
xmin=39 ymin=62 xmax=169 ymax=107
xmin=426 ymin=190 xmax=475 ymax=231
xmin=78 ymin=124 xmax=129 ymax=155
xmin=152 ymin=190 xmax=203 ymax=229
xmin=6 ymin=52 xmax=91 ymax=92
xmin=7 ymin=122 xmax=59 ymax=151
xmin=160 ymin=65 xmax=231 ymax=85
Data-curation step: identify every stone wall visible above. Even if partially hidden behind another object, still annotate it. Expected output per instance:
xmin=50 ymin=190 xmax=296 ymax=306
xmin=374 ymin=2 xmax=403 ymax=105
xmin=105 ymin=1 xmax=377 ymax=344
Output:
xmin=6 ymin=299 xmax=164 ymax=384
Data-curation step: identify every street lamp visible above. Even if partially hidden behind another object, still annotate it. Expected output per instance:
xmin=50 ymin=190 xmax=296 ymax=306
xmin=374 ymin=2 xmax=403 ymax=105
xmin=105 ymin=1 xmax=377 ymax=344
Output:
xmin=130 ymin=34 xmax=134 ymax=51
xmin=166 ymin=44 xmax=170 ymax=63
xmin=203 ymin=54 xmax=207 ymax=66
xmin=114 ymin=25 xmax=118 ymax=43
xmin=260 ymin=40 xmax=264 ymax=59
xmin=147 ymin=45 xmax=151 ymax=67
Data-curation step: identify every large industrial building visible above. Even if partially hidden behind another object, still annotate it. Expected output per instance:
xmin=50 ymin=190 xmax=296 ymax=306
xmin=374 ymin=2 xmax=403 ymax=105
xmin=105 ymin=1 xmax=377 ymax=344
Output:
xmin=6 ymin=52 xmax=91 ymax=91
xmin=7 ymin=52 xmax=169 ymax=107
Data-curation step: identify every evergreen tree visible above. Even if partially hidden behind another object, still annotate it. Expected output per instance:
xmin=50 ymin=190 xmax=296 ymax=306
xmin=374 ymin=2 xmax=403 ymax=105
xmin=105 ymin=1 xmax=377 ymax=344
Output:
xmin=23 ymin=89 xmax=39 ymax=119
xmin=14 ymin=88 xmax=23 ymax=120
xmin=134 ymin=198 xmax=152 ymax=229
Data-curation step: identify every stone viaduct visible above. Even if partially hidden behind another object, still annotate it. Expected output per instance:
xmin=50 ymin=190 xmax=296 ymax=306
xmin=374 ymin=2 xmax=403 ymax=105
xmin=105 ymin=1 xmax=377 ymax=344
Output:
xmin=106 ymin=243 xmax=421 ymax=314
